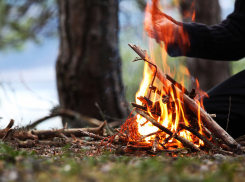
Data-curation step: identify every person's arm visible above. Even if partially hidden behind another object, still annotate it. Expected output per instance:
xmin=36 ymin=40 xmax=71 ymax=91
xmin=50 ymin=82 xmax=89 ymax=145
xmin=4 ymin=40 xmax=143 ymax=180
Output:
xmin=150 ymin=0 xmax=245 ymax=61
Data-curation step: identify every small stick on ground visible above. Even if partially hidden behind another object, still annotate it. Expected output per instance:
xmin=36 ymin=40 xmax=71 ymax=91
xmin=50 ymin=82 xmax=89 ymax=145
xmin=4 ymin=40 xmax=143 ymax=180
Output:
xmin=79 ymin=130 xmax=106 ymax=141
xmin=31 ymin=121 xmax=106 ymax=140
xmin=2 ymin=119 xmax=15 ymax=140
xmin=95 ymin=102 xmax=115 ymax=135
xmin=2 ymin=129 xmax=13 ymax=141
xmin=14 ymin=139 xmax=67 ymax=148
xmin=4 ymin=119 xmax=14 ymax=133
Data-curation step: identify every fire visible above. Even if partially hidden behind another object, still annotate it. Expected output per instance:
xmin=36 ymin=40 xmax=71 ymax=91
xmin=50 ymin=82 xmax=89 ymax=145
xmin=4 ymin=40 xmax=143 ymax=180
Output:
xmin=130 ymin=0 xmax=208 ymax=149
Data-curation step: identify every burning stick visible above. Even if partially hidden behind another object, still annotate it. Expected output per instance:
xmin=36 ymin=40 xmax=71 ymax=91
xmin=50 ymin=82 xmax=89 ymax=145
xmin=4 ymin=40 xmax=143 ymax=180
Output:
xmin=135 ymin=108 xmax=201 ymax=152
xmin=179 ymin=124 xmax=217 ymax=149
xmin=166 ymin=74 xmax=190 ymax=95
xmin=140 ymin=131 xmax=163 ymax=141
xmin=160 ymin=134 xmax=173 ymax=149
xmin=129 ymin=44 xmax=240 ymax=151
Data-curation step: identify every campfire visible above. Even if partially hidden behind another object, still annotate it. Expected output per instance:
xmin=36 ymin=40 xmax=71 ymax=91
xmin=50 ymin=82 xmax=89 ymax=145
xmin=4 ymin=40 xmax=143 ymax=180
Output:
xmin=0 ymin=43 xmax=242 ymax=156
xmin=98 ymin=44 xmax=242 ymax=156
xmin=0 ymin=0 xmax=243 ymax=158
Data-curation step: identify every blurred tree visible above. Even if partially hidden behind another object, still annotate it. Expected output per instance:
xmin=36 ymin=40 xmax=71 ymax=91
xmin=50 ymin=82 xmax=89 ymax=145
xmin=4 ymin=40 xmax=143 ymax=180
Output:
xmin=179 ymin=0 xmax=231 ymax=91
xmin=56 ymin=0 xmax=128 ymax=127
xmin=0 ymin=0 xmax=57 ymax=50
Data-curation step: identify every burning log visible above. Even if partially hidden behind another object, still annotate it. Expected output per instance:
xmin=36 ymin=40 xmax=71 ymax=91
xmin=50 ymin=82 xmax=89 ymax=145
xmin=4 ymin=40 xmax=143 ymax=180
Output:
xmin=135 ymin=108 xmax=201 ymax=152
xmin=129 ymin=44 xmax=240 ymax=151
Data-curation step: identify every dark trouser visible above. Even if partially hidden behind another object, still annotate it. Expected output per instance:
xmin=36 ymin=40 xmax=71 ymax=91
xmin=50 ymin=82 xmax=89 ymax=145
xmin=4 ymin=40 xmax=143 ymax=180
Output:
xmin=203 ymin=70 xmax=245 ymax=138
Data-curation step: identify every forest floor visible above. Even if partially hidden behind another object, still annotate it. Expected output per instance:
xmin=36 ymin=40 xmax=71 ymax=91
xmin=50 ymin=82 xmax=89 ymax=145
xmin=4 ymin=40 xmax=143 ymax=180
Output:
xmin=0 ymin=142 xmax=245 ymax=182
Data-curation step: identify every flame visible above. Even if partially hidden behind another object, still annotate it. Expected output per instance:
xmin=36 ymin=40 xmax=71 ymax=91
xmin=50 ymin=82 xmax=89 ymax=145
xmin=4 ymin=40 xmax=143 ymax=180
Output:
xmin=183 ymin=0 xmax=196 ymax=21
xmin=131 ymin=0 xmax=208 ymax=149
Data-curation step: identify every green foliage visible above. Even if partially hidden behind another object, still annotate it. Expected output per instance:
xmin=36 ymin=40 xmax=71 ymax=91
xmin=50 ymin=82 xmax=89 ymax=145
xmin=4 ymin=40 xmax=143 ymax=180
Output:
xmin=0 ymin=0 xmax=57 ymax=51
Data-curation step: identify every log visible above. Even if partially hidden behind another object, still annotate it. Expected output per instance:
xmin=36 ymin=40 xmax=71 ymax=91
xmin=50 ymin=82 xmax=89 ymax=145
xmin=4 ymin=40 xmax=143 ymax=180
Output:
xmin=135 ymin=108 xmax=201 ymax=151
xmin=129 ymin=44 xmax=239 ymax=150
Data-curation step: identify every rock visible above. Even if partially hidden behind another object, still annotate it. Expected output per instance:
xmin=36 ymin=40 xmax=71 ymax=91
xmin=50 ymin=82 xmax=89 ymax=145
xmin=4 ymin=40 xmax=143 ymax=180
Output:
xmin=213 ymin=154 xmax=226 ymax=160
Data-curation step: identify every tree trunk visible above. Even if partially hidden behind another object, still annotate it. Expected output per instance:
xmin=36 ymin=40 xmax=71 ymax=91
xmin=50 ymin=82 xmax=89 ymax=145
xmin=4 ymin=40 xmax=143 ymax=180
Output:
xmin=56 ymin=0 xmax=128 ymax=128
xmin=180 ymin=0 xmax=230 ymax=91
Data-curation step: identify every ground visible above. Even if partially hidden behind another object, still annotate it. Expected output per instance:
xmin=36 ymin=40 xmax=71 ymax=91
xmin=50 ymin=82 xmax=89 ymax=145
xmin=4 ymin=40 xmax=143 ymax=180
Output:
xmin=0 ymin=142 xmax=245 ymax=182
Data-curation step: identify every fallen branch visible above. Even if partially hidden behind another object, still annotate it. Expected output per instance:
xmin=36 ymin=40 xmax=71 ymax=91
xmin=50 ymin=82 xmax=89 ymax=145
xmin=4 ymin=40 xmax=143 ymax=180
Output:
xmin=78 ymin=130 xmax=105 ymax=141
xmin=14 ymin=139 xmax=67 ymax=148
xmin=32 ymin=121 xmax=106 ymax=140
xmin=27 ymin=108 xmax=103 ymax=129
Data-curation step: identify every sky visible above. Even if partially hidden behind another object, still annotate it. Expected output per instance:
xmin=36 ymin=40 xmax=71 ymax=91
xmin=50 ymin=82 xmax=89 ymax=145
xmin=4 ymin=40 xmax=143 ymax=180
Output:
xmin=0 ymin=0 xmax=235 ymax=129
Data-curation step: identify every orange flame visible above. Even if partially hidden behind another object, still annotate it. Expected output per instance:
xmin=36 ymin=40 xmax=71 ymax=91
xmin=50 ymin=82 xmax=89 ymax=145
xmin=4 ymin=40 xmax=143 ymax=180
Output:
xmin=131 ymin=0 xmax=208 ymax=149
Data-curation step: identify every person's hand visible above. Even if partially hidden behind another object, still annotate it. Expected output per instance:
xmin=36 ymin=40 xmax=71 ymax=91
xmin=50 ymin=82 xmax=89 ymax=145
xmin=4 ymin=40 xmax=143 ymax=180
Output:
xmin=145 ymin=16 xmax=181 ymax=44
xmin=144 ymin=2 xmax=188 ymax=47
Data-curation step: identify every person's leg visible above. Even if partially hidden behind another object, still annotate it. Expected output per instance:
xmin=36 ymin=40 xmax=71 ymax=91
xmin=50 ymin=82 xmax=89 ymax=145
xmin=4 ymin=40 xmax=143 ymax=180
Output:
xmin=203 ymin=70 xmax=245 ymax=138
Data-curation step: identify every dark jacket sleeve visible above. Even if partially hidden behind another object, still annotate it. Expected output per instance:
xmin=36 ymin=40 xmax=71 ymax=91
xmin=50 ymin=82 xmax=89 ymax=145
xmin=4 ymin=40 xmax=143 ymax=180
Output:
xmin=167 ymin=0 xmax=245 ymax=61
